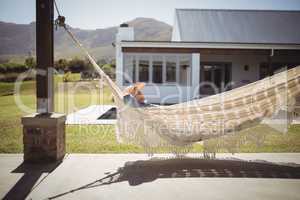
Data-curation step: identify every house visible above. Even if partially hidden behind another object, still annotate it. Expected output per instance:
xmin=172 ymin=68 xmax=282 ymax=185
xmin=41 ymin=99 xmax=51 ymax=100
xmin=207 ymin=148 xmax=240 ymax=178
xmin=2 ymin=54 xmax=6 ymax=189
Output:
xmin=115 ymin=9 xmax=300 ymax=104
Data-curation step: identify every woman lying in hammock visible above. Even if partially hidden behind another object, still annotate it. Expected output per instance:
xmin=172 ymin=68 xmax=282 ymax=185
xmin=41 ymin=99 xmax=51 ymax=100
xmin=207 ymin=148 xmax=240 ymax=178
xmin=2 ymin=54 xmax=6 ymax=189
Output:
xmin=123 ymin=82 xmax=149 ymax=107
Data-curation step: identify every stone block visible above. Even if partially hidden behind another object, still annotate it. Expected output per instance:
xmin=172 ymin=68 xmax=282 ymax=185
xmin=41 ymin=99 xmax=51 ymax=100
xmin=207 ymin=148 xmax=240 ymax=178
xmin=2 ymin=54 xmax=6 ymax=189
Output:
xmin=21 ymin=113 xmax=66 ymax=163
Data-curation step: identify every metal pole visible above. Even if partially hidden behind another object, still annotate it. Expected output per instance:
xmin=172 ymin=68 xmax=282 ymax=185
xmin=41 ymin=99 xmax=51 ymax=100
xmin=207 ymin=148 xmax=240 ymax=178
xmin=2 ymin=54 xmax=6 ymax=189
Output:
xmin=36 ymin=0 xmax=54 ymax=113
xmin=268 ymin=49 xmax=274 ymax=76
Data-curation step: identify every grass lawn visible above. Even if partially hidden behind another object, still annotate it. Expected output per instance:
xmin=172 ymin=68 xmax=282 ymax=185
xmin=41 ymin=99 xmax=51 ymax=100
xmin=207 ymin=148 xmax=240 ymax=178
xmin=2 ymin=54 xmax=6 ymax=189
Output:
xmin=0 ymin=73 xmax=300 ymax=153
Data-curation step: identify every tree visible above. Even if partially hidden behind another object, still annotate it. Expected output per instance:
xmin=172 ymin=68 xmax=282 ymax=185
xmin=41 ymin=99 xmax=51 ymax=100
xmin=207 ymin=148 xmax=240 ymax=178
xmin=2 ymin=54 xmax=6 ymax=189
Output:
xmin=55 ymin=58 xmax=69 ymax=72
xmin=110 ymin=59 xmax=116 ymax=68
xmin=68 ymin=57 xmax=86 ymax=73
xmin=101 ymin=64 xmax=115 ymax=79
xmin=25 ymin=57 xmax=36 ymax=69
xmin=97 ymin=59 xmax=107 ymax=67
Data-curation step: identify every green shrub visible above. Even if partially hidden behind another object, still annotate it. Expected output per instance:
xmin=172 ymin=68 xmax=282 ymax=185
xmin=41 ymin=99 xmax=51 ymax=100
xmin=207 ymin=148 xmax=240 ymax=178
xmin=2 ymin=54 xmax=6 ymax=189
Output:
xmin=0 ymin=72 xmax=35 ymax=82
xmin=54 ymin=58 xmax=69 ymax=72
xmin=101 ymin=64 xmax=115 ymax=79
xmin=0 ymin=64 xmax=6 ymax=73
xmin=25 ymin=57 xmax=36 ymax=69
xmin=0 ymin=62 xmax=28 ymax=74
xmin=68 ymin=57 xmax=86 ymax=73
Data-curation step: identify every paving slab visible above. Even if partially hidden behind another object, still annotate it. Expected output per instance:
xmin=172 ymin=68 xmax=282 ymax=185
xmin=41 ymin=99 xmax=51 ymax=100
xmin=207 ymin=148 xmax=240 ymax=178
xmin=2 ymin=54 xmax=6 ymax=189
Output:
xmin=0 ymin=153 xmax=300 ymax=200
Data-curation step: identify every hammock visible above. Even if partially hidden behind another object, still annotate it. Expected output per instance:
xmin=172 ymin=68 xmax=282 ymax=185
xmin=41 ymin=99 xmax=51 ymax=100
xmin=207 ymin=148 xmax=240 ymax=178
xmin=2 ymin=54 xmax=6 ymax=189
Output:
xmin=61 ymin=22 xmax=300 ymax=152
xmin=116 ymin=67 xmax=300 ymax=150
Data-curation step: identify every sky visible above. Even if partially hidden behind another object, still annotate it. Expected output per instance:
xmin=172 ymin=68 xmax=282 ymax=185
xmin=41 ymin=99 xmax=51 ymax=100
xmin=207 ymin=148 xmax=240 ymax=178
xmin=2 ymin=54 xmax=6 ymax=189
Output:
xmin=1 ymin=0 xmax=300 ymax=29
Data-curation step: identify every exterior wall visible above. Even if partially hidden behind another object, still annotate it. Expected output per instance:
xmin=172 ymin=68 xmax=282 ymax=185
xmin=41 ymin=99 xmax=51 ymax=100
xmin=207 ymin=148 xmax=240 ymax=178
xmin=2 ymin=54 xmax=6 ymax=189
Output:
xmin=116 ymin=43 xmax=123 ymax=87
xmin=191 ymin=53 xmax=200 ymax=96
xmin=116 ymin=27 xmax=134 ymax=42
xmin=270 ymin=55 xmax=300 ymax=64
xmin=116 ymin=27 xmax=134 ymax=89
xmin=200 ymin=54 xmax=266 ymax=87
xmin=117 ymin=45 xmax=300 ymax=104
xmin=171 ymin=13 xmax=181 ymax=41
xmin=142 ymin=85 xmax=194 ymax=104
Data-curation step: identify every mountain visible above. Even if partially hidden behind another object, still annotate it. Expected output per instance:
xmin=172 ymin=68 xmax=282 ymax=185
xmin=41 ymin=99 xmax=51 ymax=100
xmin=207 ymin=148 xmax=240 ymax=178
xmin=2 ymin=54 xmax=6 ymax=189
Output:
xmin=0 ymin=18 xmax=172 ymax=61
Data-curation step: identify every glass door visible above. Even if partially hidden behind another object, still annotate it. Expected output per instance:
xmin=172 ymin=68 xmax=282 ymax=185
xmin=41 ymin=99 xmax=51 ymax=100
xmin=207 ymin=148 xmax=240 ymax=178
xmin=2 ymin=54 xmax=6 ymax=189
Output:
xmin=200 ymin=62 xmax=231 ymax=97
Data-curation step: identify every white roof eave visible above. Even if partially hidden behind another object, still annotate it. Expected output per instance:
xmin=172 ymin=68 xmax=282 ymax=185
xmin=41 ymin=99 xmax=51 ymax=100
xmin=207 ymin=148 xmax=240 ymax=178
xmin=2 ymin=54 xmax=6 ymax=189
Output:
xmin=120 ymin=41 xmax=300 ymax=50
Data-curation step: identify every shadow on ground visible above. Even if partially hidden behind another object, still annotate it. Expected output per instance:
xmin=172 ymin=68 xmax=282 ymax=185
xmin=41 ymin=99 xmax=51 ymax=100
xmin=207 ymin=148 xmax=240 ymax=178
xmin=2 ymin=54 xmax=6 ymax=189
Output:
xmin=3 ymin=161 xmax=61 ymax=200
xmin=47 ymin=157 xmax=300 ymax=199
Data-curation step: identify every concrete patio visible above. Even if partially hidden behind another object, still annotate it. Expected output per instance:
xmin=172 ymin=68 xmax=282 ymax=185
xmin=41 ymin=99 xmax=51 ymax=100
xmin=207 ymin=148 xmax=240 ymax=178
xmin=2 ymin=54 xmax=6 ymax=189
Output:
xmin=0 ymin=153 xmax=300 ymax=200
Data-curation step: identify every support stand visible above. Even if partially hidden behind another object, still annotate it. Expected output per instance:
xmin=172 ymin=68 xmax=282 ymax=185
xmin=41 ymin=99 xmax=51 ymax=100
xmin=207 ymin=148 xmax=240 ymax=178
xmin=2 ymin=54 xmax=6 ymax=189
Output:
xmin=22 ymin=113 xmax=66 ymax=162
xmin=22 ymin=0 xmax=66 ymax=163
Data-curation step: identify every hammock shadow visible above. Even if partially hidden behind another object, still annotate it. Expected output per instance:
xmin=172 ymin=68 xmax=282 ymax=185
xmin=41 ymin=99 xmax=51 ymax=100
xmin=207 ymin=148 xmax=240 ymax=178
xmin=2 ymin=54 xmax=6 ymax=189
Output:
xmin=47 ymin=157 xmax=300 ymax=199
xmin=118 ymin=157 xmax=300 ymax=185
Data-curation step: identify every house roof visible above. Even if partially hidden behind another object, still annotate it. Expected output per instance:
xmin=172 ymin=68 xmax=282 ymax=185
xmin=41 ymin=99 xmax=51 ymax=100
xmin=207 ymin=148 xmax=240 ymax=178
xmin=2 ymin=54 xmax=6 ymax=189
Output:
xmin=175 ymin=9 xmax=300 ymax=44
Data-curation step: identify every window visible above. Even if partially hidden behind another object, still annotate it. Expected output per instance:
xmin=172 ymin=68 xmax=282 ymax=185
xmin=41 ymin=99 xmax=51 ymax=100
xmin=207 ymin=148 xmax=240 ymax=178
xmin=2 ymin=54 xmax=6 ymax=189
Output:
xmin=138 ymin=57 xmax=149 ymax=82
xmin=179 ymin=57 xmax=191 ymax=85
xmin=132 ymin=59 xmax=136 ymax=83
xmin=123 ymin=53 xmax=192 ymax=85
xmin=259 ymin=62 xmax=300 ymax=79
xmin=152 ymin=60 xmax=163 ymax=83
xmin=152 ymin=55 xmax=163 ymax=83
xmin=200 ymin=62 xmax=232 ymax=96
xmin=166 ymin=56 xmax=176 ymax=83
xmin=203 ymin=66 xmax=212 ymax=82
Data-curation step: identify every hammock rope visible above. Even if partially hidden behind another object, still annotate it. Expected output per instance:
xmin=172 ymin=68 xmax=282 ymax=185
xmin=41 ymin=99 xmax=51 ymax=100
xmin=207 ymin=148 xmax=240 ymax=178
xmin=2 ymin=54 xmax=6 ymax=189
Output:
xmin=54 ymin=0 xmax=124 ymax=105
xmin=62 ymin=26 xmax=124 ymax=104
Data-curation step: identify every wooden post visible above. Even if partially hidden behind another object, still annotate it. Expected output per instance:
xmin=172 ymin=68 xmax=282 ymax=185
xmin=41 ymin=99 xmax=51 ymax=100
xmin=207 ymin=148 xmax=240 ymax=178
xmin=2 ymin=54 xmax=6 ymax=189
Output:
xmin=36 ymin=0 xmax=54 ymax=113
xmin=21 ymin=0 xmax=66 ymax=163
